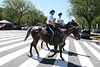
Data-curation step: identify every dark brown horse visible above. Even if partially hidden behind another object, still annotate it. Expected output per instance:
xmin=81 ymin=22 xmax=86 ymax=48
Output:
xmin=24 ymin=21 xmax=80 ymax=61
xmin=41 ymin=21 xmax=79 ymax=50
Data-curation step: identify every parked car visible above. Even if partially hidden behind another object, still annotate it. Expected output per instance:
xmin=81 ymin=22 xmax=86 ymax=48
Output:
xmin=0 ymin=23 xmax=12 ymax=30
xmin=22 ymin=26 xmax=30 ymax=30
xmin=13 ymin=25 xmax=22 ymax=30
xmin=80 ymin=30 xmax=90 ymax=38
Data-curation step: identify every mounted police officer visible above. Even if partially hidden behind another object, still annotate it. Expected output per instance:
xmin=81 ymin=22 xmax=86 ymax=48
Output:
xmin=46 ymin=10 xmax=55 ymax=45
xmin=55 ymin=12 xmax=62 ymax=27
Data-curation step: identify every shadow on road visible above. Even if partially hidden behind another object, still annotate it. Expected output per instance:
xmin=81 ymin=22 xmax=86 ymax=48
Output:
xmin=46 ymin=49 xmax=91 ymax=58
xmin=30 ymin=56 xmax=81 ymax=67
xmin=68 ymin=51 xmax=91 ymax=57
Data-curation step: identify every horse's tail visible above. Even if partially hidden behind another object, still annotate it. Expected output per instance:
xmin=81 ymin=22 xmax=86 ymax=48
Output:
xmin=24 ymin=27 xmax=32 ymax=41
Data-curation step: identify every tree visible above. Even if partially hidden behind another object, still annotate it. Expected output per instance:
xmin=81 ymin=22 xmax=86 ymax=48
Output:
xmin=1 ymin=0 xmax=46 ymax=26
xmin=75 ymin=17 xmax=87 ymax=29
xmin=92 ymin=16 xmax=100 ymax=29
xmin=0 ymin=7 xmax=3 ymax=21
xmin=2 ymin=7 xmax=17 ymax=24
xmin=2 ymin=0 xmax=35 ymax=25
xmin=21 ymin=9 xmax=46 ymax=26
xmin=68 ymin=0 xmax=100 ymax=32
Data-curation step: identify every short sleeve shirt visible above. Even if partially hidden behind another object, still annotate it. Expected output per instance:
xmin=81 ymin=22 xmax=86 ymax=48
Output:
xmin=55 ymin=16 xmax=61 ymax=24
xmin=47 ymin=14 xmax=53 ymax=24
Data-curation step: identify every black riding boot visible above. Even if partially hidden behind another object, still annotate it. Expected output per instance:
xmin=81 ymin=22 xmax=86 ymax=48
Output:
xmin=49 ymin=35 xmax=54 ymax=45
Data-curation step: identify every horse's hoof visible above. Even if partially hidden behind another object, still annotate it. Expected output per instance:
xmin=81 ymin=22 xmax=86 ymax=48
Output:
xmin=29 ymin=55 xmax=33 ymax=57
xmin=37 ymin=55 xmax=39 ymax=58
xmin=62 ymin=58 xmax=65 ymax=61
xmin=48 ymin=48 xmax=50 ymax=50
xmin=63 ymin=49 xmax=65 ymax=51
xmin=41 ymin=47 xmax=43 ymax=49
xmin=48 ymin=55 xmax=52 ymax=58
xmin=29 ymin=54 xmax=33 ymax=57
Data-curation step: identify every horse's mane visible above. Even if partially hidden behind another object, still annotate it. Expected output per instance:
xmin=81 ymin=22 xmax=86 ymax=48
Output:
xmin=63 ymin=21 xmax=79 ymax=29
xmin=66 ymin=21 xmax=78 ymax=26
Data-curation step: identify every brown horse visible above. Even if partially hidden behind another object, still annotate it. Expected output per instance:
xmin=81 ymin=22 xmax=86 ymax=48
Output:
xmin=24 ymin=21 xmax=80 ymax=61
xmin=41 ymin=21 xmax=79 ymax=50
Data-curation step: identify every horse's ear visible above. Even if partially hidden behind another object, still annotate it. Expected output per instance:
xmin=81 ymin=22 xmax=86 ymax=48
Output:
xmin=76 ymin=26 xmax=79 ymax=28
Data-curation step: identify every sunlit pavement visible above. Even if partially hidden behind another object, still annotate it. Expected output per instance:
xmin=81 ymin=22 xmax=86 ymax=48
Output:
xmin=0 ymin=30 xmax=100 ymax=67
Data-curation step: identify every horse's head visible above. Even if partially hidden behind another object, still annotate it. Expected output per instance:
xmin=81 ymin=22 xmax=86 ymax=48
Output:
xmin=72 ymin=26 xmax=80 ymax=40
xmin=64 ymin=20 xmax=80 ymax=40
xmin=71 ymin=20 xmax=80 ymax=40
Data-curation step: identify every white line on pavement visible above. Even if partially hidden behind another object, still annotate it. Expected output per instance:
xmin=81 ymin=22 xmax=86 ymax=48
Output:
xmin=19 ymin=46 xmax=54 ymax=67
xmin=74 ymin=40 xmax=94 ymax=67
xmin=83 ymin=42 xmax=100 ymax=61
xmin=91 ymin=43 xmax=100 ymax=50
xmin=0 ymin=34 xmax=25 ymax=37
xmin=0 ymin=40 xmax=32 ymax=52
xmin=0 ymin=41 xmax=41 ymax=66
xmin=0 ymin=37 xmax=31 ymax=46
xmin=0 ymin=36 xmax=24 ymax=41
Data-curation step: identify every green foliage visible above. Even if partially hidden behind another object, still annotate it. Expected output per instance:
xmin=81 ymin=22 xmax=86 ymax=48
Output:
xmin=1 ymin=0 xmax=46 ymax=26
xmin=53 ymin=18 xmax=56 ymax=23
xmin=75 ymin=17 xmax=88 ymax=29
xmin=92 ymin=16 xmax=100 ymax=29
xmin=21 ymin=9 xmax=47 ymax=26
xmin=0 ymin=7 xmax=3 ymax=21
xmin=68 ymin=0 xmax=100 ymax=31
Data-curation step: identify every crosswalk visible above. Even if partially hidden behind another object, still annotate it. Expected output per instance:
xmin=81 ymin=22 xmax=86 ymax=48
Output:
xmin=0 ymin=30 xmax=100 ymax=67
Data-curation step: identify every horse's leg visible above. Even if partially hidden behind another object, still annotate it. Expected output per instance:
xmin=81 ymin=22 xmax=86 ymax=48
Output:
xmin=34 ymin=45 xmax=39 ymax=58
xmin=48 ymin=44 xmax=58 ymax=57
xmin=29 ymin=42 xmax=33 ymax=57
xmin=63 ymin=48 xmax=65 ymax=51
xmin=33 ymin=41 xmax=39 ymax=58
xmin=62 ymin=42 xmax=65 ymax=51
xmin=58 ymin=43 xmax=65 ymax=51
xmin=59 ymin=45 xmax=65 ymax=61
xmin=41 ymin=41 xmax=43 ymax=49
xmin=46 ymin=43 xmax=50 ymax=50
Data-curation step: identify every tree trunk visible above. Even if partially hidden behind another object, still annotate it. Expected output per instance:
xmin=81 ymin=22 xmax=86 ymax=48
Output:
xmin=18 ymin=18 xmax=20 ymax=25
xmin=88 ymin=23 xmax=91 ymax=34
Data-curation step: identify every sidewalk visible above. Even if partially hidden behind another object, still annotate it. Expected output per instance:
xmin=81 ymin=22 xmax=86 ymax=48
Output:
xmin=90 ymin=32 xmax=100 ymax=45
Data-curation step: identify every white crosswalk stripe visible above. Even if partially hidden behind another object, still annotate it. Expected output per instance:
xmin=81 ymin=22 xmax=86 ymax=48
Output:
xmin=0 ymin=36 xmax=24 ymax=41
xmin=82 ymin=42 xmax=100 ymax=61
xmin=19 ymin=46 xmax=54 ymax=67
xmin=0 ymin=40 xmax=32 ymax=52
xmin=91 ymin=43 xmax=100 ymax=50
xmin=0 ymin=41 xmax=41 ymax=66
xmin=0 ymin=30 xmax=100 ymax=67
xmin=74 ymin=40 xmax=94 ymax=67
xmin=0 ymin=34 xmax=25 ymax=37
xmin=0 ymin=37 xmax=31 ymax=46
xmin=0 ymin=46 xmax=30 ymax=66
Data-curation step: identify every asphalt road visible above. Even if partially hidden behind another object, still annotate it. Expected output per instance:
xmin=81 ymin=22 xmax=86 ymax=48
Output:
xmin=0 ymin=30 xmax=100 ymax=67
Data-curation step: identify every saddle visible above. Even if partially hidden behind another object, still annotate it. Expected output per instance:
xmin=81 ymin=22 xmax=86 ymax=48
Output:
xmin=42 ymin=27 xmax=61 ymax=37
xmin=42 ymin=28 xmax=52 ymax=36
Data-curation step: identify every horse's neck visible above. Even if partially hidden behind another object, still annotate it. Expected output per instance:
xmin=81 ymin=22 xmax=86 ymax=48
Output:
xmin=63 ymin=27 xmax=74 ymax=38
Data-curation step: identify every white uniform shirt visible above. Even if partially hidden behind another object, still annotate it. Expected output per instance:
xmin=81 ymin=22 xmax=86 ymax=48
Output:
xmin=47 ymin=14 xmax=53 ymax=24
xmin=55 ymin=16 xmax=61 ymax=24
